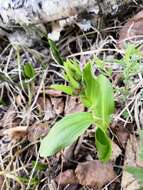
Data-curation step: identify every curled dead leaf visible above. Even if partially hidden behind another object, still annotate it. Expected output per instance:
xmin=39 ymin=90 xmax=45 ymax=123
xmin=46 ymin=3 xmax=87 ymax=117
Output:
xmin=118 ymin=10 xmax=143 ymax=49
xmin=4 ymin=126 xmax=28 ymax=140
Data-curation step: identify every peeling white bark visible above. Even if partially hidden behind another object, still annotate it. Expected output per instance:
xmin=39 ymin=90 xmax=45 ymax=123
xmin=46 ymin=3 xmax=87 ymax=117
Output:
xmin=0 ymin=0 xmax=138 ymax=44
xmin=0 ymin=0 xmax=97 ymax=25
xmin=0 ymin=0 xmax=135 ymax=25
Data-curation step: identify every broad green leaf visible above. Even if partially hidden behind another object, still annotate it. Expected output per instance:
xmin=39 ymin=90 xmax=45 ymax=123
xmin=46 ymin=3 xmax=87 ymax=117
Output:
xmin=95 ymin=127 xmax=112 ymax=162
xmin=126 ymin=166 xmax=143 ymax=186
xmin=80 ymin=95 xmax=91 ymax=108
xmin=51 ymin=84 xmax=73 ymax=95
xmin=93 ymin=75 xmax=114 ymax=130
xmin=82 ymin=62 xmax=97 ymax=107
xmin=23 ymin=63 xmax=35 ymax=79
xmin=83 ymin=63 xmax=114 ymax=130
xmin=48 ymin=39 xmax=64 ymax=65
xmin=39 ymin=112 xmax=93 ymax=157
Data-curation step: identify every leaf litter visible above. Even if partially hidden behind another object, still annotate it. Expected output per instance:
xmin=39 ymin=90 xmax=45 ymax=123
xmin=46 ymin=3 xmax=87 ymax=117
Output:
xmin=56 ymin=160 xmax=116 ymax=189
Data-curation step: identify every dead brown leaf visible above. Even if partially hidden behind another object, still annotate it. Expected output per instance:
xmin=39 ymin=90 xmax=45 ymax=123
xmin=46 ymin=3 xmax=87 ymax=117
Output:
xmin=112 ymin=125 xmax=129 ymax=149
xmin=28 ymin=122 xmax=49 ymax=142
xmin=45 ymin=89 xmax=63 ymax=97
xmin=3 ymin=121 xmax=49 ymax=142
xmin=118 ymin=10 xmax=143 ymax=49
xmin=36 ymin=87 xmax=63 ymax=97
xmin=65 ymin=96 xmax=84 ymax=115
xmin=75 ymin=160 xmax=116 ymax=189
xmin=4 ymin=126 xmax=28 ymax=140
xmin=50 ymin=97 xmax=64 ymax=115
xmin=56 ymin=160 xmax=116 ymax=189
xmin=55 ymin=169 xmax=78 ymax=185
xmin=37 ymin=96 xmax=56 ymax=120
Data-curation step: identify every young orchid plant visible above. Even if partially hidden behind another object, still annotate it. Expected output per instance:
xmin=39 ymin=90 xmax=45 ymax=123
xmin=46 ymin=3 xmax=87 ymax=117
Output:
xmin=39 ymin=54 xmax=115 ymax=161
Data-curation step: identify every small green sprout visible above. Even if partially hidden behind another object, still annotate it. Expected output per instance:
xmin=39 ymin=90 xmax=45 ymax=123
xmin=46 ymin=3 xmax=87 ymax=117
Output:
xmin=23 ymin=63 xmax=35 ymax=79
xmin=48 ymin=38 xmax=64 ymax=65
xmin=116 ymin=44 xmax=142 ymax=88
xmin=23 ymin=63 xmax=36 ymax=104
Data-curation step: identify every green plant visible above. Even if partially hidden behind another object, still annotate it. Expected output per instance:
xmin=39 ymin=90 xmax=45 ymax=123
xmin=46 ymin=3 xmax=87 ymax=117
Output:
xmin=116 ymin=44 xmax=142 ymax=91
xmin=39 ymin=57 xmax=115 ymax=161
xmin=93 ymin=57 xmax=112 ymax=77
xmin=22 ymin=63 xmax=36 ymax=104
xmin=23 ymin=63 xmax=35 ymax=79
xmin=48 ymin=39 xmax=64 ymax=65
xmin=126 ymin=130 xmax=143 ymax=189
xmin=17 ymin=176 xmax=40 ymax=186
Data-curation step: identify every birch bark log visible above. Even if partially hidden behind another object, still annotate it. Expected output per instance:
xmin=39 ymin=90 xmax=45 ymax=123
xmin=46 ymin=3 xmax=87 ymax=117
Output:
xmin=0 ymin=0 xmax=139 ymax=25
xmin=0 ymin=0 xmax=141 ymax=43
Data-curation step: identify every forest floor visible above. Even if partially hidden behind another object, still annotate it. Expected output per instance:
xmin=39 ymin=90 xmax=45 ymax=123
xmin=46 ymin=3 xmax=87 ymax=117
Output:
xmin=0 ymin=1 xmax=143 ymax=190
